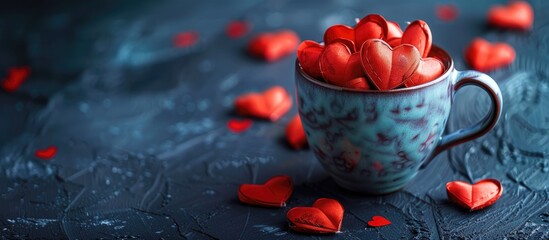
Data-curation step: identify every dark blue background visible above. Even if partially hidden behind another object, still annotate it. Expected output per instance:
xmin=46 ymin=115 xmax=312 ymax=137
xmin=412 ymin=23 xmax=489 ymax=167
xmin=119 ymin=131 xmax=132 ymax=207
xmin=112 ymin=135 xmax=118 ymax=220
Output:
xmin=0 ymin=0 xmax=548 ymax=239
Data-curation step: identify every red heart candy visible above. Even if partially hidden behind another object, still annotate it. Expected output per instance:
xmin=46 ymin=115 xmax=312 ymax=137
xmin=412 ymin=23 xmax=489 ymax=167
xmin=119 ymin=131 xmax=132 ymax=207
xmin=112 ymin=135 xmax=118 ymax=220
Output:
xmin=238 ymin=175 xmax=293 ymax=207
xmin=234 ymin=86 xmax=292 ymax=121
xmin=35 ymin=146 xmax=57 ymax=160
xmin=386 ymin=21 xmax=403 ymax=47
xmin=2 ymin=67 xmax=31 ymax=93
xmin=297 ymin=40 xmax=324 ymax=80
xmin=405 ymin=57 xmax=445 ymax=87
xmin=488 ymin=1 xmax=533 ymax=31
xmin=446 ymin=178 xmax=503 ymax=211
xmin=173 ymin=31 xmax=199 ymax=48
xmin=361 ymin=39 xmax=420 ymax=90
xmin=324 ymin=24 xmax=356 ymax=52
xmin=401 ymin=20 xmax=432 ymax=58
xmin=464 ymin=38 xmax=515 ymax=72
xmin=287 ymin=198 xmax=344 ymax=234
xmin=436 ymin=4 xmax=459 ymax=22
xmin=227 ymin=119 xmax=252 ymax=133
xmin=226 ymin=20 xmax=251 ymax=39
xmin=320 ymin=42 xmax=369 ymax=90
xmin=286 ymin=115 xmax=307 ymax=150
xmin=248 ymin=30 xmax=300 ymax=62
xmin=367 ymin=215 xmax=391 ymax=227
xmin=354 ymin=14 xmax=389 ymax=51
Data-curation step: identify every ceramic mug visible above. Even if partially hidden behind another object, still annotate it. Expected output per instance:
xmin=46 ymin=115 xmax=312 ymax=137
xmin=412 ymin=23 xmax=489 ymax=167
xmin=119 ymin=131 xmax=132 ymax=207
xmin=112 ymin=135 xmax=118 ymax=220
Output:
xmin=295 ymin=45 xmax=502 ymax=194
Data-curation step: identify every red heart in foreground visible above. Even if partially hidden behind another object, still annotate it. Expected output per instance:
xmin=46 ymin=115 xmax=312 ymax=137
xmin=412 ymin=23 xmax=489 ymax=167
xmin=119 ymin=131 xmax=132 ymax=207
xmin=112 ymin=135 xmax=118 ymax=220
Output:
xmin=234 ymin=86 xmax=292 ymax=121
xmin=297 ymin=40 xmax=324 ymax=80
xmin=35 ymin=146 xmax=57 ymax=160
xmin=248 ymin=30 xmax=300 ymax=62
xmin=239 ymin=175 xmax=293 ymax=207
xmin=227 ymin=119 xmax=252 ymax=133
xmin=446 ymin=178 xmax=503 ymax=211
xmin=2 ymin=67 xmax=31 ymax=93
xmin=361 ymin=39 xmax=420 ymax=90
xmin=367 ymin=215 xmax=391 ymax=227
xmin=488 ymin=1 xmax=533 ymax=31
xmin=285 ymin=115 xmax=307 ymax=150
xmin=464 ymin=38 xmax=515 ymax=72
xmin=287 ymin=198 xmax=344 ymax=234
xmin=319 ymin=42 xmax=369 ymax=90
xmin=405 ymin=57 xmax=445 ymax=88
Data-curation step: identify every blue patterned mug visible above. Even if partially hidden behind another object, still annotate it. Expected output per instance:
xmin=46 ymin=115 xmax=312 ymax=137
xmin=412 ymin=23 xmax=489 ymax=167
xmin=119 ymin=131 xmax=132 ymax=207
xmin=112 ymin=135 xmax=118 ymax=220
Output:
xmin=295 ymin=46 xmax=502 ymax=194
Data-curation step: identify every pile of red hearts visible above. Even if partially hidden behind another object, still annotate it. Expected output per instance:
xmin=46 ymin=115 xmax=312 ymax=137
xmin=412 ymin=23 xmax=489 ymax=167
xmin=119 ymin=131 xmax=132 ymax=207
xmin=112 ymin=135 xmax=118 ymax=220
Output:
xmin=297 ymin=14 xmax=445 ymax=91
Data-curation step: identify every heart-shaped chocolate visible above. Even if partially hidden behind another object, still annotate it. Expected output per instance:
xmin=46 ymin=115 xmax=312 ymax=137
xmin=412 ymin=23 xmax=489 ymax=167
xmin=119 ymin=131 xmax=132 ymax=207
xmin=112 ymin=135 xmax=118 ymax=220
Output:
xmin=319 ymin=42 xmax=369 ymax=90
xmin=464 ymin=38 xmax=515 ymax=72
xmin=248 ymin=30 xmax=300 ymax=62
xmin=238 ymin=175 xmax=293 ymax=207
xmin=360 ymin=39 xmax=421 ymax=90
xmin=234 ymin=86 xmax=292 ymax=121
xmin=405 ymin=57 xmax=445 ymax=87
xmin=401 ymin=20 xmax=432 ymax=58
xmin=287 ymin=198 xmax=344 ymax=234
xmin=446 ymin=178 xmax=503 ymax=211
xmin=488 ymin=1 xmax=533 ymax=31
xmin=297 ymin=40 xmax=324 ymax=80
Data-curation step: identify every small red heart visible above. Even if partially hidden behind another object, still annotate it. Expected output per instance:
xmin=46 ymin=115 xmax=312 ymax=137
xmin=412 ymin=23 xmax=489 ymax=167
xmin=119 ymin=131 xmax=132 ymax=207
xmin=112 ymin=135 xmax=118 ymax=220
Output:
xmin=35 ymin=146 xmax=57 ymax=160
xmin=173 ymin=31 xmax=199 ymax=48
xmin=386 ymin=21 xmax=403 ymax=47
xmin=287 ymin=198 xmax=344 ymax=234
xmin=367 ymin=215 xmax=391 ymax=227
xmin=401 ymin=20 xmax=432 ymax=58
xmin=361 ymin=39 xmax=421 ymax=90
xmin=239 ymin=175 xmax=293 ymax=207
xmin=436 ymin=4 xmax=459 ymax=22
xmin=446 ymin=178 xmax=503 ymax=211
xmin=234 ymin=86 xmax=292 ymax=121
xmin=320 ymin=42 xmax=369 ymax=90
xmin=226 ymin=20 xmax=251 ymax=39
xmin=2 ymin=67 xmax=31 ymax=93
xmin=227 ymin=119 xmax=252 ymax=133
xmin=464 ymin=38 xmax=515 ymax=72
xmin=248 ymin=30 xmax=300 ymax=62
xmin=297 ymin=40 xmax=324 ymax=80
xmin=405 ymin=57 xmax=445 ymax=87
xmin=286 ymin=115 xmax=307 ymax=150
xmin=488 ymin=1 xmax=533 ymax=31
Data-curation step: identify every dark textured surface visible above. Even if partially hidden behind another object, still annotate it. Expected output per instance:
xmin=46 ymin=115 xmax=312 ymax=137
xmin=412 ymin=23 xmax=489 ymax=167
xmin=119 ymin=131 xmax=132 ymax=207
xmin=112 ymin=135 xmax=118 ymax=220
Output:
xmin=0 ymin=0 xmax=548 ymax=239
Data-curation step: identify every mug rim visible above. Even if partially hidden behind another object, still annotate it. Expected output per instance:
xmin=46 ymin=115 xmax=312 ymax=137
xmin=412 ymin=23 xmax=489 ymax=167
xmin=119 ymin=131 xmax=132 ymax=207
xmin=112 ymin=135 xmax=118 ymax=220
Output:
xmin=296 ymin=45 xmax=455 ymax=93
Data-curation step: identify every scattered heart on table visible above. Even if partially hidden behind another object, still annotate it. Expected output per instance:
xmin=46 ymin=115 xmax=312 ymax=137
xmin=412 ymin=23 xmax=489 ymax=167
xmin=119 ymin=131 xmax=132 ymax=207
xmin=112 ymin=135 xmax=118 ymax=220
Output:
xmin=2 ymin=67 xmax=30 ymax=93
xmin=487 ymin=1 xmax=533 ymax=31
xmin=226 ymin=20 xmax=251 ymax=39
xmin=360 ymin=39 xmax=421 ymax=90
xmin=238 ymin=175 xmax=293 ymax=207
xmin=464 ymin=38 xmax=515 ymax=72
xmin=436 ymin=4 xmax=458 ymax=22
xmin=297 ymin=40 xmax=324 ymax=80
xmin=234 ymin=86 xmax=292 ymax=121
xmin=35 ymin=146 xmax=57 ymax=160
xmin=287 ymin=198 xmax=344 ymax=234
xmin=248 ymin=30 xmax=300 ymax=62
xmin=227 ymin=119 xmax=252 ymax=133
xmin=367 ymin=215 xmax=391 ymax=227
xmin=173 ymin=31 xmax=199 ymax=48
xmin=446 ymin=178 xmax=503 ymax=211
xmin=320 ymin=42 xmax=369 ymax=90
xmin=285 ymin=115 xmax=307 ymax=150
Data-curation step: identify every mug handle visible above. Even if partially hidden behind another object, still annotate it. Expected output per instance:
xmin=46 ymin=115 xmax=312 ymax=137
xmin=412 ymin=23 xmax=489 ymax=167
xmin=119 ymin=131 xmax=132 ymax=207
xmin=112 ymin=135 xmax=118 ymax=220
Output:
xmin=420 ymin=70 xmax=503 ymax=169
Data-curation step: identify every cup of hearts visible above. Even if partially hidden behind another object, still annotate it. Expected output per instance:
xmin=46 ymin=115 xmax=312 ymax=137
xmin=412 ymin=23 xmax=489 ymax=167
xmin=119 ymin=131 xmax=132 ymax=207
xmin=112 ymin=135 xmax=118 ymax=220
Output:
xmin=295 ymin=14 xmax=503 ymax=194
